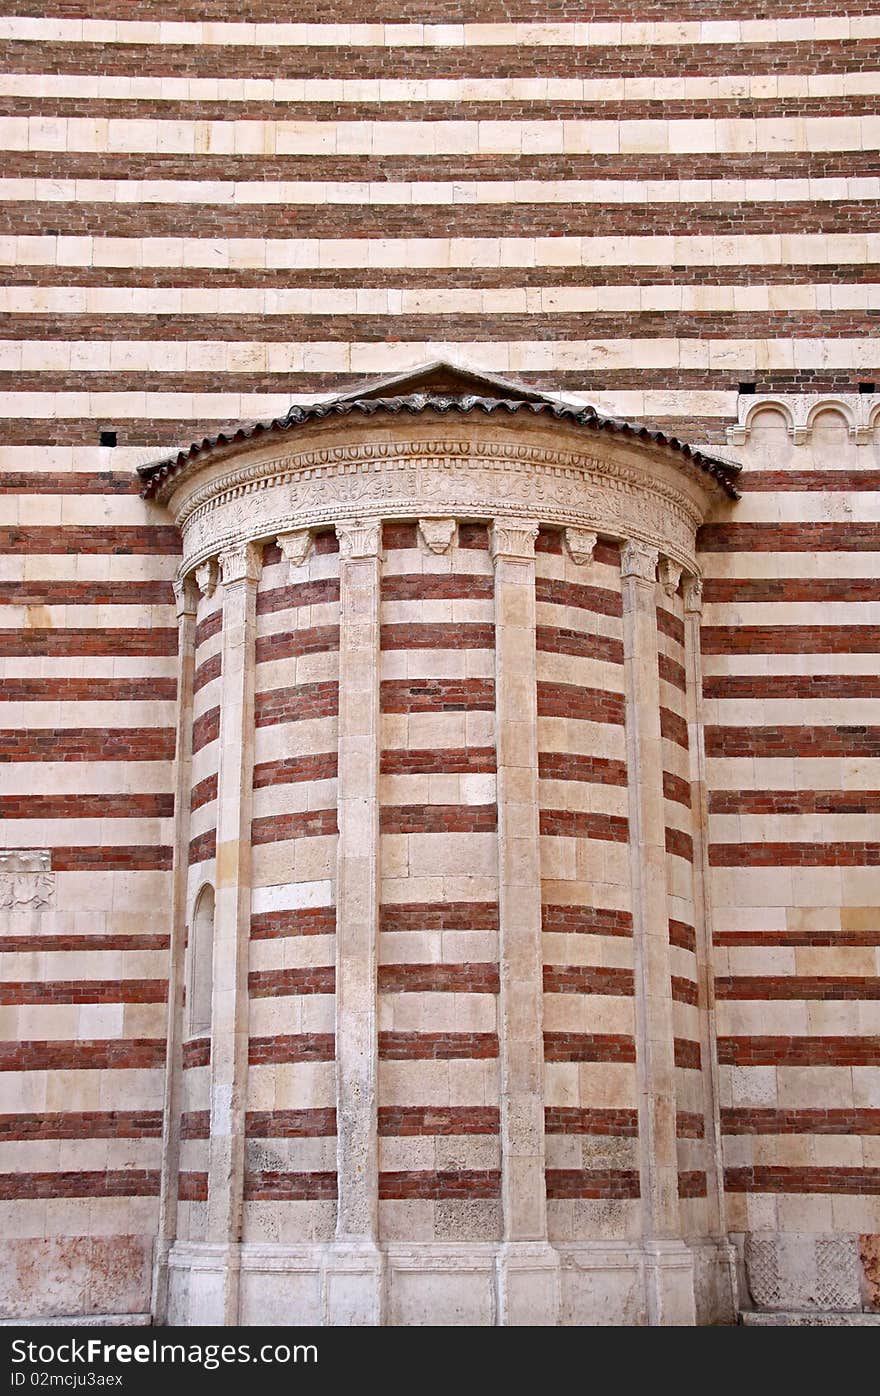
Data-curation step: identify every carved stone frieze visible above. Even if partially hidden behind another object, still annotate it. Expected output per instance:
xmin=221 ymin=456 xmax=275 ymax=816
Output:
xmin=169 ymin=426 xmax=721 ymax=590
xmin=0 ymin=850 xmax=55 ymax=910
xmin=418 ymin=518 xmax=457 ymax=555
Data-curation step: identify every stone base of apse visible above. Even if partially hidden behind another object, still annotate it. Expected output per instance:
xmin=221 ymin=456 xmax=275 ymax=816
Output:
xmin=164 ymin=1239 xmax=736 ymax=1327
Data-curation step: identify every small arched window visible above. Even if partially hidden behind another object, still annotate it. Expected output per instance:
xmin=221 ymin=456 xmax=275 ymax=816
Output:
xmin=188 ymin=883 xmax=215 ymax=1037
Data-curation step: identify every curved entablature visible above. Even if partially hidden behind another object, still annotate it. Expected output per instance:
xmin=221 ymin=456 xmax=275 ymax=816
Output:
xmin=137 ymin=363 xmax=738 ymax=589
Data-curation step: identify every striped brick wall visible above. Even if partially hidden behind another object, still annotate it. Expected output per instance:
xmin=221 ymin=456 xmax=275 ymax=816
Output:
xmin=377 ymin=521 xmax=502 ymax=1240
xmin=244 ymin=531 xmax=340 ymax=1241
xmin=704 ymin=408 xmax=880 ymax=1243
xmin=534 ymin=530 xmax=641 ymax=1235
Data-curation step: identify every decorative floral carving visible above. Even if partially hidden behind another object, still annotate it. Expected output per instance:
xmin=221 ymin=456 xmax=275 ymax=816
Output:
xmin=418 ymin=518 xmax=456 ymax=555
xmin=0 ymin=850 xmax=55 ymax=910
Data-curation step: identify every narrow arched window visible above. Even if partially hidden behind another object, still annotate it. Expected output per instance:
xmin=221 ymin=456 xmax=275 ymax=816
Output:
xmin=188 ymin=884 xmax=215 ymax=1037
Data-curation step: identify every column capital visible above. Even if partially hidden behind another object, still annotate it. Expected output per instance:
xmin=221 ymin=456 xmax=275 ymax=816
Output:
xmin=218 ymin=540 xmax=262 ymax=588
xmin=277 ymin=528 xmax=312 ymax=569
xmin=490 ymin=519 xmax=539 ymax=564
xmin=620 ymin=539 xmax=659 ymax=583
xmin=682 ymin=574 xmax=704 ymax=615
xmin=335 ymin=519 xmax=382 ymax=560
xmin=172 ymin=574 xmax=198 ymax=621
xmin=418 ymin=517 xmax=456 ymax=555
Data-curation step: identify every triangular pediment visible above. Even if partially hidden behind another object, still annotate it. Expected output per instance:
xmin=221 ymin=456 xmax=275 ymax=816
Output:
xmin=333 ymin=358 xmax=553 ymax=405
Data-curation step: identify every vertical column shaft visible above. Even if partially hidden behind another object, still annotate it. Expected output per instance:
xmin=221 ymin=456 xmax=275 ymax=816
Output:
xmin=682 ymin=576 xmax=728 ymax=1242
xmin=621 ymin=540 xmax=693 ymax=1324
xmin=491 ymin=519 xmax=558 ymax=1324
xmin=329 ymin=519 xmax=383 ymax=1323
xmin=152 ymin=576 xmax=197 ymax=1321
xmin=205 ymin=541 xmax=261 ymax=1322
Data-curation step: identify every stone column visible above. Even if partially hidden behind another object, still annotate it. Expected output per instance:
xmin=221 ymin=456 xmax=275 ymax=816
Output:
xmin=490 ymin=519 xmax=559 ymax=1326
xmin=152 ymin=575 xmax=198 ymax=1323
xmin=202 ymin=541 xmax=261 ymax=1326
xmin=328 ymin=519 xmax=384 ymax=1324
xmin=682 ymin=574 xmax=738 ymax=1317
xmin=620 ymin=540 xmax=695 ymax=1326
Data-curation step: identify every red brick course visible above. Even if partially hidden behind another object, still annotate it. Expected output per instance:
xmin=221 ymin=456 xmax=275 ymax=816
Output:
xmin=244 ymin=1172 xmax=337 ymax=1201
xmin=656 ymin=608 xmax=685 ymax=647
xmin=678 ymin=1171 xmax=708 ymax=1198
xmin=660 ymin=706 xmax=689 ymax=748
xmin=381 ymin=803 xmax=497 ymax=834
xmin=703 ymin=625 xmax=880 ymax=655
xmin=188 ymin=830 xmax=216 ymax=865
xmin=190 ymin=774 xmax=218 ymax=811
xmin=698 ymin=523 xmax=880 ymax=552
xmin=257 ymin=578 xmax=339 ymax=616
xmin=249 ymin=1035 xmax=335 ymax=1064
xmin=725 ymin=1167 xmax=880 ymax=1195
xmin=714 ymin=929 xmax=880 ymax=948
xmin=0 ymin=1111 xmax=163 ymax=1141
xmin=540 ymin=809 xmax=629 ymax=840
xmin=711 ymin=842 xmax=880 ymax=866
xmin=666 ymin=827 xmax=694 ymax=862
xmin=178 ymin=1173 xmax=208 ymax=1202
xmin=192 ymin=652 xmax=221 ymax=693
xmin=543 ymin=965 xmax=634 ymax=996
xmin=380 ymin=622 xmax=494 ymax=650
xmin=722 ymin=1108 xmax=880 ymax=1135
xmin=250 ymin=907 xmax=336 ymax=939
xmin=544 ymin=1033 xmax=636 ymax=1062
xmin=0 ymin=979 xmax=167 ymax=1006
xmin=669 ymin=920 xmax=697 ymax=953
xmin=379 ymin=1170 xmax=500 ymax=1200
xmin=0 ymin=525 xmax=180 ymax=555
xmin=383 ymin=573 xmax=493 ymax=601
xmin=254 ymin=682 xmax=339 ymax=726
xmin=379 ymin=1107 xmax=500 ymax=1136
xmin=380 ymin=678 xmax=494 ymax=712
xmin=379 ymin=1032 xmax=498 ymax=1060
xmin=676 ymin=1112 xmax=706 ymax=1139
xmin=536 ymin=625 xmax=624 ymax=665
xmin=379 ymin=901 xmax=499 ymax=933
xmin=717 ymin=976 xmax=880 ymax=1000
xmin=249 ymin=967 xmax=335 ymax=998
xmin=252 ymin=752 xmax=338 ymax=788
xmin=718 ymin=1037 xmax=880 ymax=1066
xmin=0 ymin=728 xmax=175 ymax=762
xmin=182 ymin=1039 xmax=210 ymax=1070
xmin=0 ymin=793 xmax=173 ymax=820
xmin=707 ymin=726 xmax=880 ymax=758
xmin=671 ymin=976 xmax=700 ymax=1007
xmin=246 ymin=1109 xmax=336 ymax=1138
xmin=704 ymin=675 xmax=880 ymax=700
xmin=255 ymin=625 xmax=340 ymax=664
xmin=674 ymin=1039 xmax=702 ymax=1069
xmin=538 ymin=752 xmax=627 ymax=785
xmin=378 ymin=963 xmax=500 ymax=993
xmin=535 ymin=577 xmax=622 ymax=617
xmin=381 ymin=746 xmax=496 ymax=775
xmin=0 ymin=1171 xmax=160 ymax=1200
xmin=537 ymin=681 xmax=625 ymax=724
xmin=545 ymin=1107 xmax=638 ymax=1135
xmin=0 ymin=627 xmax=177 ymax=658
xmin=546 ymin=1169 xmax=640 ymax=1199
xmin=191 ymin=707 xmax=220 ymax=753
xmin=542 ymin=904 xmax=632 ymax=937
xmin=663 ymin=771 xmax=692 ymax=808
xmin=0 ymin=1039 xmax=166 ymax=1071
xmin=251 ymin=809 xmax=338 ymax=844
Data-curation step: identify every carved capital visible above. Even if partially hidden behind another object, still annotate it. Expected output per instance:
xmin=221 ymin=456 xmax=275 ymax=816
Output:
xmin=682 ymin=574 xmax=704 ymax=615
xmin=276 ymin=529 xmax=312 ymax=569
xmin=194 ymin=558 xmax=218 ymax=598
xmin=172 ymin=574 xmax=198 ymax=621
xmin=659 ymin=557 xmax=684 ymax=597
xmin=0 ymin=850 xmax=54 ymax=910
xmin=620 ymin=540 xmax=659 ymax=584
xmin=564 ymin=527 xmax=598 ymax=565
xmin=218 ymin=541 xmax=262 ymax=588
xmin=335 ymin=519 xmax=382 ymax=560
xmin=418 ymin=517 xmax=456 ymax=555
xmin=490 ymin=519 xmax=539 ymax=564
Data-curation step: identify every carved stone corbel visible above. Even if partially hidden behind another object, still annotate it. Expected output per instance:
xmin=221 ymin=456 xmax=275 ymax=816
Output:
xmin=564 ymin=527 xmax=598 ymax=565
xmin=194 ymin=558 xmax=218 ymax=598
xmin=276 ymin=529 xmax=313 ymax=569
xmin=418 ymin=518 xmax=456 ymax=555
xmin=659 ymin=557 xmax=684 ymax=597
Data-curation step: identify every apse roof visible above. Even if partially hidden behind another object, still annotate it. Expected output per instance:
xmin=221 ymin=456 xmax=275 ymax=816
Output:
xmin=138 ymin=360 xmax=741 ymax=500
